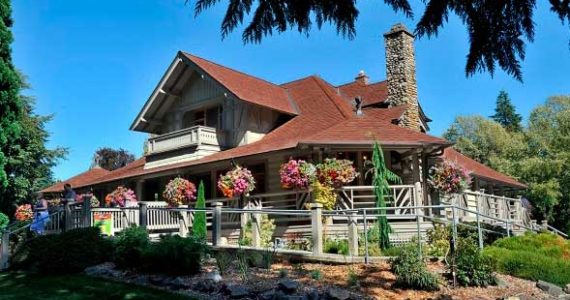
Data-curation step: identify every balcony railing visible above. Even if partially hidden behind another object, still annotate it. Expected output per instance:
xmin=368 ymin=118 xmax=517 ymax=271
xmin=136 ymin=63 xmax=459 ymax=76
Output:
xmin=146 ymin=125 xmax=223 ymax=155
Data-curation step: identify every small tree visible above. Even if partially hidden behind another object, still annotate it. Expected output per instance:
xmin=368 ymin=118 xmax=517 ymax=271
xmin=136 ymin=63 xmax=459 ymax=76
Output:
xmin=192 ymin=180 xmax=207 ymax=240
xmin=367 ymin=142 xmax=401 ymax=250
xmin=91 ymin=147 xmax=135 ymax=171
xmin=490 ymin=90 xmax=522 ymax=132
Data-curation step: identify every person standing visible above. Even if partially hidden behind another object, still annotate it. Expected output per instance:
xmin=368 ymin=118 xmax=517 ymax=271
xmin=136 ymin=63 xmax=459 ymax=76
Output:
xmin=30 ymin=193 xmax=49 ymax=235
xmin=63 ymin=183 xmax=76 ymax=203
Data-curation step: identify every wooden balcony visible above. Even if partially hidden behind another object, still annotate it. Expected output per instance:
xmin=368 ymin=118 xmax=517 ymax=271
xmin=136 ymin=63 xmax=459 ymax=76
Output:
xmin=146 ymin=125 xmax=223 ymax=155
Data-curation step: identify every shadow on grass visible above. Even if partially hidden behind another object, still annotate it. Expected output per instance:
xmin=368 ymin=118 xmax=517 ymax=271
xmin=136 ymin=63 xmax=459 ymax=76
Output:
xmin=0 ymin=272 xmax=194 ymax=300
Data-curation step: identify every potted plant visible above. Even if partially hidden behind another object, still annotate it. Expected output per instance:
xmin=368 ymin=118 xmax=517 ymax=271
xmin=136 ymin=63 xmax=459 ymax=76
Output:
xmin=162 ymin=177 xmax=197 ymax=207
xmin=105 ymin=186 xmax=137 ymax=208
xmin=279 ymin=158 xmax=315 ymax=190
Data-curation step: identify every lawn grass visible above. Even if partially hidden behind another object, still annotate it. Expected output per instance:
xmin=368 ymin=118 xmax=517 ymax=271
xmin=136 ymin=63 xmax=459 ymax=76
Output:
xmin=0 ymin=272 xmax=195 ymax=300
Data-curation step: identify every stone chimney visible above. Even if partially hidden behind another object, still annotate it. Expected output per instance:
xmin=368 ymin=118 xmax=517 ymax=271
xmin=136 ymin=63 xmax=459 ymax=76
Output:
xmin=355 ymin=70 xmax=369 ymax=85
xmin=384 ymin=23 xmax=421 ymax=131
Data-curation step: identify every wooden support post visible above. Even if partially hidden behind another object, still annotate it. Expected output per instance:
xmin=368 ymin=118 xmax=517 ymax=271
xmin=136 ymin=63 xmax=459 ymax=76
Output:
xmin=0 ymin=232 xmax=10 ymax=271
xmin=251 ymin=207 xmax=261 ymax=248
xmin=135 ymin=179 xmax=145 ymax=202
xmin=213 ymin=202 xmax=223 ymax=246
xmin=414 ymin=182 xmax=423 ymax=221
xmin=82 ymin=196 xmax=92 ymax=228
xmin=64 ymin=202 xmax=72 ymax=231
xmin=139 ymin=202 xmax=148 ymax=229
xmin=178 ymin=205 xmax=189 ymax=237
xmin=347 ymin=212 xmax=359 ymax=256
xmin=310 ymin=203 xmax=323 ymax=256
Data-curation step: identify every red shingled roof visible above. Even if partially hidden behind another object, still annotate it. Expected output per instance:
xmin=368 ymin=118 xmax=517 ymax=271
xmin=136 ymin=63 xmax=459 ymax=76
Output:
xmin=182 ymin=52 xmax=298 ymax=115
xmin=442 ymin=148 xmax=527 ymax=189
xmin=300 ymin=107 xmax=450 ymax=146
xmin=337 ymin=80 xmax=388 ymax=107
xmin=41 ymin=168 xmax=111 ymax=193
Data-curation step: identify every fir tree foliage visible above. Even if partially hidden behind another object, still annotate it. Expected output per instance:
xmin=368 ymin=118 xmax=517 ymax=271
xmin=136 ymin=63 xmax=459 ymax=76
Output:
xmin=0 ymin=2 xmax=66 ymax=215
xmin=192 ymin=180 xmax=207 ymax=240
xmin=490 ymin=90 xmax=522 ymax=132
xmin=367 ymin=142 xmax=401 ymax=250
xmin=190 ymin=0 xmax=570 ymax=81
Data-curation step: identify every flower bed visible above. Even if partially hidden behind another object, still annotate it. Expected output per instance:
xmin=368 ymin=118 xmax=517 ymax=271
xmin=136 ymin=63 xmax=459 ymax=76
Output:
xmin=162 ymin=177 xmax=197 ymax=207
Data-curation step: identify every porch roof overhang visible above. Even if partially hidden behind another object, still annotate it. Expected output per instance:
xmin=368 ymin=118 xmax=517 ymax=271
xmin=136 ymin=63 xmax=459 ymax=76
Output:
xmin=130 ymin=52 xmax=298 ymax=133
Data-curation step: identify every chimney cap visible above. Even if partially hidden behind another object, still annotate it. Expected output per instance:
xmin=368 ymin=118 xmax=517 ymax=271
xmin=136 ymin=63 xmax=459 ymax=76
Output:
xmin=383 ymin=23 xmax=414 ymax=38
xmin=355 ymin=70 xmax=369 ymax=85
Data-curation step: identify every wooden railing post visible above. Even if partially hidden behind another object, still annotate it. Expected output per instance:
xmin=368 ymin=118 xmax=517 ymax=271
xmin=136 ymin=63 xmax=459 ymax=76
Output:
xmin=347 ymin=212 xmax=358 ymax=256
xmin=310 ymin=203 xmax=323 ymax=256
xmin=0 ymin=232 xmax=10 ymax=271
xmin=139 ymin=202 xmax=148 ymax=229
xmin=82 ymin=197 xmax=92 ymax=228
xmin=212 ymin=202 xmax=223 ymax=246
xmin=251 ymin=201 xmax=261 ymax=248
xmin=178 ymin=205 xmax=189 ymax=237
xmin=64 ymin=202 xmax=72 ymax=231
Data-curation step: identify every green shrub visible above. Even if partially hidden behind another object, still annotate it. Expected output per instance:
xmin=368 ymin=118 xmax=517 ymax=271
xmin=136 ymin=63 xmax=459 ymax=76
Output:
xmin=310 ymin=269 xmax=323 ymax=280
xmin=382 ymin=246 xmax=404 ymax=257
xmin=192 ymin=181 xmax=207 ymax=240
xmin=22 ymin=227 xmax=112 ymax=274
xmin=0 ymin=212 xmax=8 ymax=233
xmin=482 ymin=233 xmax=570 ymax=287
xmin=324 ymin=238 xmax=349 ymax=255
xmin=142 ymin=235 xmax=208 ymax=276
xmin=113 ymin=226 xmax=149 ymax=270
xmin=239 ymin=215 xmax=276 ymax=247
xmin=214 ymin=251 xmax=233 ymax=275
xmin=455 ymin=237 xmax=496 ymax=287
xmin=426 ymin=223 xmax=450 ymax=257
xmin=390 ymin=244 xmax=439 ymax=291
xmin=457 ymin=222 xmax=509 ymax=245
xmin=347 ymin=267 xmax=359 ymax=286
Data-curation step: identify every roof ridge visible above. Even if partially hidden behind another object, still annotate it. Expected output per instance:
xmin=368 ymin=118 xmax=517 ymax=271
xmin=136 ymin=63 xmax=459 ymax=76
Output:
xmin=310 ymin=76 xmax=353 ymax=119
xmin=181 ymin=51 xmax=285 ymax=90
xmin=336 ymin=79 xmax=386 ymax=88
xmin=279 ymin=75 xmax=318 ymax=87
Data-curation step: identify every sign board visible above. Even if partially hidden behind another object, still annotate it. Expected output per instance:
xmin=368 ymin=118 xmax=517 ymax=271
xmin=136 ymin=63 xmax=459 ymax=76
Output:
xmin=93 ymin=212 xmax=113 ymax=236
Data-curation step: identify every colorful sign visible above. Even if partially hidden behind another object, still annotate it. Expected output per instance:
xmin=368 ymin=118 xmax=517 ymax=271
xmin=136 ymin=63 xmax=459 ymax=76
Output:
xmin=93 ymin=212 xmax=113 ymax=236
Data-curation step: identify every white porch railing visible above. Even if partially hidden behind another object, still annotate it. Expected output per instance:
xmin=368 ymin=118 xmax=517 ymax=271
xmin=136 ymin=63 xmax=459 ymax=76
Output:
xmin=146 ymin=125 xmax=223 ymax=154
xmin=444 ymin=191 xmax=527 ymax=226
xmin=336 ymin=184 xmax=421 ymax=218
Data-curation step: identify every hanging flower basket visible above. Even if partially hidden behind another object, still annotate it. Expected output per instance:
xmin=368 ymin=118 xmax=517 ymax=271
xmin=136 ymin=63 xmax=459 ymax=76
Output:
xmin=105 ymin=186 xmax=137 ymax=207
xmin=279 ymin=158 xmax=316 ymax=190
xmin=217 ymin=166 xmax=256 ymax=198
xmin=162 ymin=177 xmax=197 ymax=207
xmin=428 ymin=160 xmax=472 ymax=195
xmin=76 ymin=194 xmax=100 ymax=208
xmin=15 ymin=204 xmax=33 ymax=222
xmin=316 ymin=158 xmax=359 ymax=187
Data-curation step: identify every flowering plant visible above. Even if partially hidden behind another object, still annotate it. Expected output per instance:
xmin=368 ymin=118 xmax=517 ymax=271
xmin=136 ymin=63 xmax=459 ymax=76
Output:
xmin=105 ymin=186 xmax=137 ymax=207
xmin=428 ymin=160 xmax=472 ymax=194
xmin=15 ymin=204 xmax=33 ymax=221
xmin=316 ymin=158 xmax=359 ymax=187
xmin=279 ymin=158 xmax=316 ymax=190
xmin=76 ymin=194 xmax=100 ymax=208
xmin=163 ymin=177 xmax=197 ymax=207
xmin=218 ymin=166 xmax=256 ymax=198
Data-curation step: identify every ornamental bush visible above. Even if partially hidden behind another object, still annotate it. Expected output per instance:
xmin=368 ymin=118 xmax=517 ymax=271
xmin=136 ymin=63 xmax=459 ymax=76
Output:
xmin=390 ymin=244 xmax=440 ymax=291
xmin=192 ymin=181 xmax=207 ymax=240
xmin=324 ymin=238 xmax=349 ymax=255
xmin=23 ymin=227 xmax=112 ymax=274
xmin=142 ymin=235 xmax=208 ymax=276
xmin=455 ymin=237 xmax=496 ymax=287
xmin=113 ymin=226 xmax=149 ymax=270
xmin=483 ymin=232 xmax=570 ymax=287
xmin=0 ymin=212 xmax=8 ymax=232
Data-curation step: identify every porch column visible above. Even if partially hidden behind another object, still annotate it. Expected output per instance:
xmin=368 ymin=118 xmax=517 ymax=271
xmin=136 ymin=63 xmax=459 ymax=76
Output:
xmin=412 ymin=151 xmax=421 ymax=183
xmin=310 ymin=203 xmax=323 ymax=256
xmin=347 ymin=212 xmax=359 ymax=256
xmin=135 ymin=179 xmax=145 ymax=202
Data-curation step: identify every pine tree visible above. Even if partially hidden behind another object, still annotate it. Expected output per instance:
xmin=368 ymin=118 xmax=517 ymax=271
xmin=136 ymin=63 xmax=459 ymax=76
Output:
xmin=0 ymin=0 xmax=23 ymax=192
xmin=368 ymin=142 xmax=401 ymax=250
xmin=490 ymin=90 xmax=523 ymax=132
xmin=192 ymin=180 xmax=207 ymax=240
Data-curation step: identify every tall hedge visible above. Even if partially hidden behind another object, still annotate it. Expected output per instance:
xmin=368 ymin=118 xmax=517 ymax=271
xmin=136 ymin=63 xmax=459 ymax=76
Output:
xmin=192 ymin=180 xmax=207 ymax=240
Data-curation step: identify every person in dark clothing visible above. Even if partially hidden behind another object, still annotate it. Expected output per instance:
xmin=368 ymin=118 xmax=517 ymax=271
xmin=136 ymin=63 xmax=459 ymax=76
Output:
xmin=63 ymin=183 xmax=77 ymax=203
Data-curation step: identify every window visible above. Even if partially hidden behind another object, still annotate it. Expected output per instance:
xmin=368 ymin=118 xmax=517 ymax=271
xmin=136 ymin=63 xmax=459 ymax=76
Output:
xmin=183 ymin=105 xmax=223 ymax=129
xmin=193 ymin=111 xmax=205 ymax=126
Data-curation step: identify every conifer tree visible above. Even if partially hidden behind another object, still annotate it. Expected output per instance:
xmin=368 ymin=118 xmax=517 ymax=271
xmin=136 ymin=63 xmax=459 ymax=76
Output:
xmin=491 ymin=90 xmax=523 ymax=132
xmin=192 ymin=180 xmax=207 ymax=240
xmin=368 ymin=142 xmax=401 ymax=250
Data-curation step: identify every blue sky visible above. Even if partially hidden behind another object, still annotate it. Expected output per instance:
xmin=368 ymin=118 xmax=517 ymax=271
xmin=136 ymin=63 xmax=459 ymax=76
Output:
xmin=12 ymin=1 xmax=570 ymax=181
